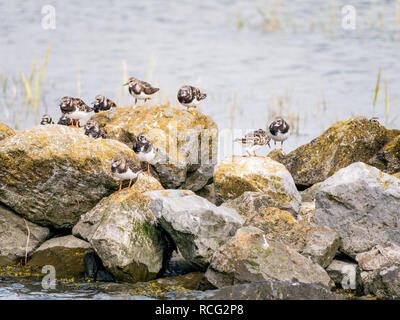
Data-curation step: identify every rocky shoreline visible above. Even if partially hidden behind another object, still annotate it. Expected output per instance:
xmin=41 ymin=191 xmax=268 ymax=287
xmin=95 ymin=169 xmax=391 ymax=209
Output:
xmin=0 ymin=106 xmax=399 ymax=300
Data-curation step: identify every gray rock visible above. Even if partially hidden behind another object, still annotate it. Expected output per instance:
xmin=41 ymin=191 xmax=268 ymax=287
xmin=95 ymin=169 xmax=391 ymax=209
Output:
xmin=300 ymin=183 xmax=322 ymax=202
xmin=73 ymin=189 xmax=170 ymax=283
xmin=314 ymin=162 xmax=400 ymax=258
xmin=205 ymin=226 xmax=333 ymax=289
xmin=363 ymin=266 xmax=400 ymax=299
xmin=145 ymin=189 xmax=244 ymax=270
xmin=223 ymin=191 xmax=299 ymax=216
xmin=0 ymin=205 xmax=49 ymax=261
xmin=356 ymin=245 xmax=400 ymax=271
xmin=326 ymin=259 xmax=363 ymax=293
xmin=195 ymin=184 xmax=216 ymax=205
xmin=199 ymin=281 xmax=343 ymax=300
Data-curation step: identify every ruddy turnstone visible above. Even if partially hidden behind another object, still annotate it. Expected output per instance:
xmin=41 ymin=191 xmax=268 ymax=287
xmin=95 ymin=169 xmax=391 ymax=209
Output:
xmin=177 ymin=85 xmax=207 ymax=109
xmin=40 ymin=114 xmax=54 ymax=125
xmin=57 ymin=114 xmax=73 ymax=126
xmin=111 ymin=157 xmax=143 ymax=191
xmin=369 ymin=117 xmax=380 ymax=124
xmin=133 ymin=133 xmax=156 ymax=175
xmin=123 ymin=77 xmax=159 ymax=105
xmin=268 ymin=116 xmax=290 ymax=150
xmin=59 ymin=96 xmax=93 ymax=128
xmin=92 ymin=95 xmax=117 ymax=113
xmin=234 ymin=129 xmax=271 ymax=157
xmin=84 ymin=120 xmax=107 ymax=139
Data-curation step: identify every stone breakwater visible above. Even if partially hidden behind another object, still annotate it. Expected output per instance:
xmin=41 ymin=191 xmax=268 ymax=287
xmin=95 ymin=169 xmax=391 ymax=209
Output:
xmin=0 ymin=109 xmax=399 ymax=300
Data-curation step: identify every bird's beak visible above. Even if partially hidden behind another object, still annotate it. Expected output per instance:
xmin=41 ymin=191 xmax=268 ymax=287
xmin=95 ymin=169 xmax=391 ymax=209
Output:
xmin=123 ymin=82 xmax=129 ymax=86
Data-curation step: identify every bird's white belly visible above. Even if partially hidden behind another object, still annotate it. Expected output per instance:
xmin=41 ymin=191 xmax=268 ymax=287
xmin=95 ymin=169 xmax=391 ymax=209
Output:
xmin=182 ymin=98 xmax=199 ymax=108
xmin=133 ymin=92 xmax=151 ymax=100
xmin=67 ymin=110 xmax=92 ymax=120
xmin=114 ymin=168 xmax=138 ymax=181
xmin=246 ymin=144 xmax=262 ymax=154
xmin=136 ymin=149 xmax=156 ymax=163
xmin=270 ymin=130 xmax=290 ymax=142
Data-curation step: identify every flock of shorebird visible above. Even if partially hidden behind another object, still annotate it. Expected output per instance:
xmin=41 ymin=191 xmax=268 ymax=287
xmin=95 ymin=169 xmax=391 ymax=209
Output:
xmin=40 ymin=76 xmax=290 ymax=191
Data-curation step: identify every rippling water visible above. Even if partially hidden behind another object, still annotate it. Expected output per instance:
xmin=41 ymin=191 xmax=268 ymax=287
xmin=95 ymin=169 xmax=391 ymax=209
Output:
xmin=1 ymin=0 xmax=400 ymax=298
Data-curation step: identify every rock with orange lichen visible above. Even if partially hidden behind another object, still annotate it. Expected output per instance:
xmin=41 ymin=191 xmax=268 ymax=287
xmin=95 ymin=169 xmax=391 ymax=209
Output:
xmin=0 ymin=123 xmax=15 ymax=141
xmin=205 ymin=226 xmax=333 ymax=289
xmin=91 ymin=104 xmax=218 ymax=191
xmin=214 ymin=156 xmax=301 ymax=212
xmin=73 ymin=188 xmax=171 ymax=283
xmin=133 ymin=173 xmax=164 ymax=193
xmin=269 ymin=116 xmax=391 ymax=186
xmin=394 ymin=172 xmax=400 ymax=179
xmin=0 ymin=125 xmax=138 ymax=229
xmin=223 ymin=196 xmax=338 ymax=267
xmin=314 ymin=162 xmax=400 ymax=258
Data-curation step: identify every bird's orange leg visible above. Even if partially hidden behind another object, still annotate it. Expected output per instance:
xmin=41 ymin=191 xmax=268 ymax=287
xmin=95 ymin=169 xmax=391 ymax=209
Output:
xmin=118 ymin=181 xmax=122 ymax=191
xmin=146 ymin=163 xmax=151 ymax=175
xmin=128 ymin=179 xmax=133 ymax=188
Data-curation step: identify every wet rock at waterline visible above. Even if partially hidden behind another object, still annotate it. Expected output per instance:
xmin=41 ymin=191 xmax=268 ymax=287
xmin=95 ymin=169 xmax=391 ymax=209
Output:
xmin=314 ymin=162 xmax=400 ymax=258
xmin=27 ymin=235 xmax=93 ymax=278
xmin=214 ymin=156 xmax=301 ymax=212
xmin=197 ymin=281 xmax=342 ymax=300
xmin=0 ymin=204 xmax=50 ymax=262
xmin=269 ymin=116 xmax=391 ymax=186
xmin=0 ymin=123 xmax=15 ymax=141
xmin=145 ymin=190 xmax=244 ymax=270
xmin=73 ymin=188 xmax=170 ymax=283
xmin=91 ymin=105 xmax=218 ymax=191
xmin=0 ymin=125 xmax=138 ymax=229
xmin=205 ymin=226 xmax=333 ymax=289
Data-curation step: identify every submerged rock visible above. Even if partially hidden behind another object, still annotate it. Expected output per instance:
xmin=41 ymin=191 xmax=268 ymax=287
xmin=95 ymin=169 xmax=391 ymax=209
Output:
xmin=0 ymin=125 xmax=138 ymax=229
xmin=0 ymin=123 xmax=15 ymax=141
xmin=314 ymin=162 xmax=400 ymax=258
xmin=28 ymin=235 xmax=93 ymax=278
xmin=269 ymin=116 xmax=390 ymax=186
xmin=73 ymin=188 xmax=170 ymax=283
xmin=0 ymin=204 xmax=50 ymax=262
xmin=91 ymin=105 xmax=218 ymax=191
xmin=214 ymin=156 xmax=301 ymax=212
xmin=145 ymin=190 xmax=244 ymax=270
xmin=205 ymin=226 xmax=333 ymax=289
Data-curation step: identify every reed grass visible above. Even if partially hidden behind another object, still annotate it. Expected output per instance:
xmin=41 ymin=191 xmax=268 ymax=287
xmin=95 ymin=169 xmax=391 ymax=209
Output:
xmin=373 ymin=67 xmax=381 ymax=114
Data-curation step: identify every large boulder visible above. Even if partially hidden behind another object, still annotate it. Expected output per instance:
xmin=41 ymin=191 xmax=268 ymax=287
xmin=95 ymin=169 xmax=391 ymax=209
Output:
xmin=0 ymin=125 xmax=138 ymax=229
xmin=214 ymin=156 xmax=301 ymax=211
xmin=145 ymin=189 xmax=244 ymax=270
xmin=314 ymin=162 xmax=400 ymax=258
xmin=73 ymin=188 xmax=170 ymax=283
xmin=0 ymin=123 xmax=15 ymax=141
xmin=224 ymin=199 xmax=339 ymax=267
xmin=205 ymin=226 xmax=333 ymax=289
xmin=27 ymin=235 xmax=93 ymax=278
xmin=91 ymin=105 xmax=218 ymax=191
xmin=269 ymin=116 xmax=390 ymax=186
xmin=0 ymin=204 xmax=49 ymax=262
